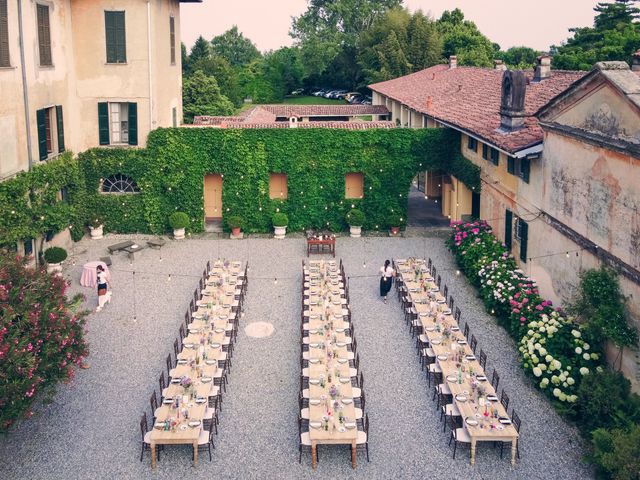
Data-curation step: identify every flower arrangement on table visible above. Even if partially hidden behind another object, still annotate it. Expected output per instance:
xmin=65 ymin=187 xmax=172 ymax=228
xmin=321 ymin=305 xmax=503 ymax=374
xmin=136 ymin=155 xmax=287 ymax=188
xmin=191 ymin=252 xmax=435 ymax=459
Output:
xmin=180 ymin=376 xmax=192 ymax=389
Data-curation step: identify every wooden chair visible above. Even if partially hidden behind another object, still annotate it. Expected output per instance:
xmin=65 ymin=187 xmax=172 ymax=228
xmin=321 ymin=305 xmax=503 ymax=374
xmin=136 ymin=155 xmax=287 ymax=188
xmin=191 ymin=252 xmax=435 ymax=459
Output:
xmin=173 ymin=339 xmax=180 ymax=359
xmin=139 ymin=412 xmax=159 ymax=462
xmin=443 ymin=284 xmax=449 ymax=301
xmin=355 ymin=413 xmax=370 ymax=462
xmin=454 ymin=307 xmax=461 ymax=322
xmin=150 ymin=390 xmax=159 ymax=420
xmin=427 ymin=258 xmax=432 ymax=271
xmin=194 ymin=425 xmax=216 ymax=461
xmin=448 ymin=414 xmax=471 ymax=459
xmin=463 ymin=322 xmax=470 ymax=340
xmin=179 ymin=324 xmax=186 ymax=341
xmin=432 ymin=265 xmax=437 ymax=278
xmin=500 ymin=410 xmax=521 ymax=459
xmin=479 ymin=349 xmax=487 ymax=371
xmin=449 ymin=296 xmax=454 ymax=310
xmin=491 ymin=368 xmax=500 ymax=391
xmin=184 ymin=311 xmax=190 ymax=330
xmin=500 ymin=389 xmax=510 ymax=411
xmin=470 ymin=334 xmax=478 ymax=354
xmin=166 ymin=354 xmax=175 ymax=378
xmin=298 ymin=414 xmax=315 ymax=464
xmin=436 ymin=274 xmax=442 ymax=288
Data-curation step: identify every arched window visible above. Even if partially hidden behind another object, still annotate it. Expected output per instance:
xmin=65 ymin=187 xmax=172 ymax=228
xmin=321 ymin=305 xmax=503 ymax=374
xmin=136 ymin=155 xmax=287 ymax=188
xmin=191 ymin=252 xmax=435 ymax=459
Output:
xmin=101 ymin=174 xmax=139 ymax=194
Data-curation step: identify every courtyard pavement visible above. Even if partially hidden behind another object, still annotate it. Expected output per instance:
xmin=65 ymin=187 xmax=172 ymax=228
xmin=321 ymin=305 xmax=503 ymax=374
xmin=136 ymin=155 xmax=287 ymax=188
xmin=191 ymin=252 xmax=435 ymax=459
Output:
xmin=0 ymin=233 xmax=593 ymax=479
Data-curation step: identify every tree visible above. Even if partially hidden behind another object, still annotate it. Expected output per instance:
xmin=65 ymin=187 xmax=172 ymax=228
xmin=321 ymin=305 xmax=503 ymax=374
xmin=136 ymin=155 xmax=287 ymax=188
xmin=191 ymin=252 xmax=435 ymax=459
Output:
xmin=262 ymin=47 xmax=304 ymax=99
xmin=182 ymin=70 xmax=235 ymax=123
xmin=376 ymin=30 xmax=411 ymax=81
xmin=190 ymin=54 xmax=243 ymax=107
xmin=552 ymin=0 xmax=640 ymax=70
xmin=181 ymin=42 xmax=189 ymax=75
xmin=406 ymin=10 xmax=442 ymax=71
xmin=188 ymin=36 xmax=211 ymax=67
xmin=437 ymin=8 xmax=497 ymax=67
xmin=497 ymin=46 xmax=541 ymax=69
xmin=211 ymin=26 xmax=261 ymax=67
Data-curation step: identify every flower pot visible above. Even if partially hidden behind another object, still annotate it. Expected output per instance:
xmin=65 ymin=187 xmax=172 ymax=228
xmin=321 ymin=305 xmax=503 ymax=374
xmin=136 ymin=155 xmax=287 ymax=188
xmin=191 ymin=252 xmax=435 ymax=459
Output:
xmin=274 ymin=225 xmax=287 ymax=239
xmin=349 ymin=225 xmax=362 ymax=238
xmin=173 ymin=227 xmax=185 ymax=240
xmin=89 ymin=225 xmax=103 ymax=240
xmin=390 ymin=226 xmax=400 ymax=236
xmin=231 ymin=227 xmax=241 ymax=237
xmin=47 ymin=262 xmax=63 ymax=275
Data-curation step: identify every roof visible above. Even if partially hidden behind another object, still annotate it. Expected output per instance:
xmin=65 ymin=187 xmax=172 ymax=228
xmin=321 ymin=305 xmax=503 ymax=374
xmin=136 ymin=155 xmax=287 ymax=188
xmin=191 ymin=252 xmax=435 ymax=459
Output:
xmin=185 ymin=121 xmax=395 ymax=130
xmin=369 ymin=65 xmax=586 ymax=154
xmin=256 ymin=104 xmax=389 ymax=118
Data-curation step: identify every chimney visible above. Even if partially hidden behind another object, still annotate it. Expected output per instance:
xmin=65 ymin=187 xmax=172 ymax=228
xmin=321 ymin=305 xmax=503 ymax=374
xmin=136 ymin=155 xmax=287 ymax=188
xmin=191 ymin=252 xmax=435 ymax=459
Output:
xmin=494 ymin=59 xmax=507 ymax=71
xmin=500 ymin=70 xmax=527 ymax=131
xmin=426 ymin=96 xmax=433 ymax=112
xmin=534 ymin=55 xmax=551 ymax=81
xmin=449 ymin=55 xmax=457 ymax=69
xmin=632 ymin=49 xmax=640 ymax=72
xmin=289 ymin=116 xmax=298 ymax=128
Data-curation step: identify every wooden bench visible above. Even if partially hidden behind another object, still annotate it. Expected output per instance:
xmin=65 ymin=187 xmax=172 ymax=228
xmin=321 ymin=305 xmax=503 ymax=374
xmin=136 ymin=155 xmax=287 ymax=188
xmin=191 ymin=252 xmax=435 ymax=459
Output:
xmin=107 ymin=240 xmax=135 ymax=254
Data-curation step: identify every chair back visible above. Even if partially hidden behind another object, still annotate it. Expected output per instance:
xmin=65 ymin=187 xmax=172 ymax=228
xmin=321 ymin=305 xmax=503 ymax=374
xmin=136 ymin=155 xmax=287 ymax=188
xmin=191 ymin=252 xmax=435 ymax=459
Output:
xmin=364 ymin=413 xmax=370 ymax=435
xmin=449 ymin=296 xmax=454 ymax=310
xmin=173 ymin=339 xmax=179 ymax=358
xmin=159 ymin=371 xmax=166 ymax=392
xmin=185 ymin=312 xmax=190 ymax=329
xmin=500 ymin=389 xmax=510 ymax=411
xmin=150 ymin=390 xmax=158 ymax=414
xmin=448 ymin=414 xmax=458 ymax=437
xmin=436 ymin=274 xmax=442 ymax=288
xmin=479 ymin=350 xmax=487 ymax=370
xmin=433 ymin=371 xmax=443 ymax=386
xmin=359 ymin=372 xmax=364 ymax=390
xmin=491 ymin=368 xmax=500 ymax=391
xmin=463 ymin=322 xmax=470 ymax=340
xmin=512 ymin=409 xmax=521 ymax=433
xmin=454 ymin=307 xmax=461 ymax=322
xmin=361 ymin=390 xmax=366 ymax=410
xmin=166 ymin=354 xmax=173 ymax=377
xmin=443 ymin=284 xmax=449 ymax=301
xmin=179 ymin=324 xmax=186 ymax=340
xmin=352 ymin=337 xmax=358 ymax=355
xmin=140 ymin=412 xmax=148 ymax=439
xmin=427 ymin=258 xmax=432 ymax=270
xmin=432 ymin=265 xmax=437 ymax=278
xmin=355 ymin=353 xmax=360 ymax=371
xmin=470 ymin=334 xmax=478 ymax=354
xmin=206 ymin=260 xmax=211 ymax=273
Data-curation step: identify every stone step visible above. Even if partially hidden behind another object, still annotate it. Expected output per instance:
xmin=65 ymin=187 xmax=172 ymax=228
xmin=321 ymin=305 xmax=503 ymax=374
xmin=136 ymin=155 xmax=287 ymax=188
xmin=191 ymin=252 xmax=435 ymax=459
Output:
xmin=205 ymin=219 xmax=223 ymax=233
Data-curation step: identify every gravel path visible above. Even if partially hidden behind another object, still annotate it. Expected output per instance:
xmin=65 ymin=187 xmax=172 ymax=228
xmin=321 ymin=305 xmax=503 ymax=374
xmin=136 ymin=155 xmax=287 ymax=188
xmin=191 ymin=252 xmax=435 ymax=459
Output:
xmin=0 ymin=233 xmax=593 ymax=479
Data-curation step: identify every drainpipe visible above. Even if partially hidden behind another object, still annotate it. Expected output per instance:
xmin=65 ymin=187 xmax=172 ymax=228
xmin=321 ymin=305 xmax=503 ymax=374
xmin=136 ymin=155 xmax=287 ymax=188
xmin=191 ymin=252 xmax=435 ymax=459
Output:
xmin=147 ymin=0 xmax=153 ymax=134
xmin=17 ymin=0 xmax=33 ymax=170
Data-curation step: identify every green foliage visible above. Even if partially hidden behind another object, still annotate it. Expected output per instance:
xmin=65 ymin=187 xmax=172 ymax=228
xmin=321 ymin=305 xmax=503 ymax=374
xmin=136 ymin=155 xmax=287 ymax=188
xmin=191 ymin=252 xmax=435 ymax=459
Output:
xmin=497 ymin=46 xmax=541 ymax=69
xmin=43 ymin=247 xmax=67 ymax=264
xmin=182 ymin=70 xmax=235 ymax=123
xmin=591 ymin=424 xmax=640 ymax=480
xmin=272 ymin=212 xmax=289 ymax=227
xmin=570 ymin=267 xmax=638 ymax=349
xmin=387 ymin=212 xmax=404 ymax=227
xmin=346 ymin=208 xmax=365 ymax=226
xmin=552 ymin=0 xmax=640 ymax=70
xmin=87 ymin=216 xmax=103 ymax=228
xmin=211 ymin=26 xmax=261 ymax=68
xmin=0 ymin=253 xmax=88 ymax=432
xmin=186 ymin=36 xmax=211 ymax=74
xmin=437 ymin=8 xmax=498 ymax=67
xmin=226 ymin=215 xmax=243 ymax=229
xmin=168 ymin=212 xmax=190 ymax=230
xmin=0 ymin=152 xmax=87 ymax=247
xmin=189 ymin=54 xmax=243 ymax=107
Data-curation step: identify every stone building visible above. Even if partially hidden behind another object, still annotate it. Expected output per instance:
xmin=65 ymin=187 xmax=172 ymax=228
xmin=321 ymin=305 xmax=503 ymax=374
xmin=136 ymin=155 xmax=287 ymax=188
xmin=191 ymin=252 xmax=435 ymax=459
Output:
xmin=370 ymin=55 xmax=640 ymax=387
xmin=0 ymin=0 xmax=199 ymax=180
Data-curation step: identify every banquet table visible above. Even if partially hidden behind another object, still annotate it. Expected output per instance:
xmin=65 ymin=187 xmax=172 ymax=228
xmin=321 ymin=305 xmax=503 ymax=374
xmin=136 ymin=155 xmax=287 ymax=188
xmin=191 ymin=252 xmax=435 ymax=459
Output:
xmin=79 ymin=260 xmax=111 ymax=287
xmin=396 ymin=259 xmax=519 ymax=466
xmin=149 ymin=260 xmax=244 ymax=469
xmin=303 ymin=260 xmax=358 ymax=469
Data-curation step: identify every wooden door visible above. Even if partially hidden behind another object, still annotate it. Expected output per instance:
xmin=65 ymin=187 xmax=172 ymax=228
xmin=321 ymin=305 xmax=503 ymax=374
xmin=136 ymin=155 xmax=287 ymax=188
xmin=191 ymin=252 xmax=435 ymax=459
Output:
xmin=204 ymin=174 xmax=222 ymax=220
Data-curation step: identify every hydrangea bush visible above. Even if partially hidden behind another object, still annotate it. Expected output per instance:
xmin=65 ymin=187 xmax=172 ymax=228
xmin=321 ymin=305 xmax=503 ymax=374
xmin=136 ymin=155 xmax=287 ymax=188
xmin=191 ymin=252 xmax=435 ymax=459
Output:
xmin=448 ymin=220 xmax=604 ymax=410
xmin=0 ymin=253 xmax=88 ymax=432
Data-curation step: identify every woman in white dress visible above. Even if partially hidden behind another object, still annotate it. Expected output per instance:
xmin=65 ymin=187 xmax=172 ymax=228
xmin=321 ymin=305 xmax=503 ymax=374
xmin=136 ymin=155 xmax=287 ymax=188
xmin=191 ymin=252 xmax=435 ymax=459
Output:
xmin=379 ymin=260 xmax=395 ymax=303
xmin=96 ymin=265 xmax=111 ymax=312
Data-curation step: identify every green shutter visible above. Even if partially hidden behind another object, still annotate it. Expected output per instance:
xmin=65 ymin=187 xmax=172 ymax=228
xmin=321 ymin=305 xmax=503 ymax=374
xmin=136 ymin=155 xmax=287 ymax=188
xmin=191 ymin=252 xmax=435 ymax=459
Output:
xmin=56 ymin=105 xmax=65 ymax=153
xmin=36 ymin=108 xmax=47 ymax=160
xmin=105 ymin=12 xmax=125 ymax=63
xmin=105 ymin=12 xmax=115 ymax=63
xmin=519 ymin=220 xmax=528 ymax=262
xmin=507 ymin=157 xmax=515 ymax=175
xmin=98 ymin=102 xmax=110 ymax=145
xmin=471 ymin=192 xmax=480 ymax=219
xmin=128 ymin=102 xmax=137 ymax=145
xmin=505 ymin=209 xmax=512 ymax=250
xmin=482 ymin=144 xmax=488 ymax=160
xmin=0 ymin=0 xmax=9 ymax=67
xmin=521 ymin=158 xmax=530 ymax=183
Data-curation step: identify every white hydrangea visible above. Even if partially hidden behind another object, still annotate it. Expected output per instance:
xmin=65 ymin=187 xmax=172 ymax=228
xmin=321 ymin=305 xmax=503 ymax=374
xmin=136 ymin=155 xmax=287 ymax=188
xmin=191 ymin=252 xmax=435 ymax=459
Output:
xmin=580 ymin=367 xmax=589 ymax=375
xmin=533 ymin=367 xmax=542 ymax=377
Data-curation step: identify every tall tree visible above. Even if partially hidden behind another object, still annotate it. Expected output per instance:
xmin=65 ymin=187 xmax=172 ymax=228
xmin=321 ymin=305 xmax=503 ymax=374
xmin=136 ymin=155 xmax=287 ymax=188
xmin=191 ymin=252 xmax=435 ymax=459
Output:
xmin=497 ymin=46 xmax=541 ymax=69
xmin=406 ymin=10 xmax=442 ymax=71
xmin=552 ymin=0 xmax=640 ymax=70
xmin=182 ymin=70 xmax=235 ymax=123
xmin=376 ymin=30 xmax=411 ymax=82
xmin=181 ymin=42 xmax=189 ymax=75
xmin=436 ymin=8 xmax=497 ymax=67
xmin=211 ymin=26 xmax=261 ymax=67
xmin=190 ymin=54 xmax=243 ymax=107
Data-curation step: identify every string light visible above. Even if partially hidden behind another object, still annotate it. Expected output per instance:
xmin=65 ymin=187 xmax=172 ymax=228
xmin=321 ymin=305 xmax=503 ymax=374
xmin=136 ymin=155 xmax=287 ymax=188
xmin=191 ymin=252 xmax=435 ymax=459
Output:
xmin=167 ymin=274 xmax=172 ymax=282
xmin=274 ymin=278 xmax=278 ymax=285
xmin=456 ymin=270 xmax=461 ymax=276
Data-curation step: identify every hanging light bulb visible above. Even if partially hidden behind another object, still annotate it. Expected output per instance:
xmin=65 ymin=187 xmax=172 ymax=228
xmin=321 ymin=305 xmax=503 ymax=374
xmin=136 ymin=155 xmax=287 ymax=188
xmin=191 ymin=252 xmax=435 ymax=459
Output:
xmin=363 ymin=260 xmax=366 ymax=268
xmin=566 ymin=252 xmax=570 ymax=258
xmin=456 ymin=270 xmax=460 ymax=276
xmin=274 ymin=278 xmax=278 ymax=285
xmin=167 ymin=274 xmax=172 ymax=282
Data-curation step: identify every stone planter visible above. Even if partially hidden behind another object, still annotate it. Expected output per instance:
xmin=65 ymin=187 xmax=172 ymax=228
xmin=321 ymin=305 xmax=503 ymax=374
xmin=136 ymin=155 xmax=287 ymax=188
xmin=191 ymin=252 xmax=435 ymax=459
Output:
xmin=349 ymin=225 xmax=362 ymax=238
xmin=173 ymin=227 xmax=186 ymax=240
xmin=231 ymin=227 xmax=241 ymax=237
xmin=274 ymin=226 xmax=287 ymax=239
xmin=89 ymin=225 xmax=103 ymax=240
xmin=46 ymin=262 xmax=63 ymax=275
xmin=390 ymin=226 xmax=400 ymax=236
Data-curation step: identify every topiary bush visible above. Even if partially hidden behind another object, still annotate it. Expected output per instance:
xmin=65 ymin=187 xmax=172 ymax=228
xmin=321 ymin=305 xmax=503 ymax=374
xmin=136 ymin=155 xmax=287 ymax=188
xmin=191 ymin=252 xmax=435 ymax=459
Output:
xmin=272 ymin=212 xmax=289 ymax=227
xmin=226 ymin=215 xmax=243 ymax=229
xmin=346 ymin=209 xmax=365 ymax=226
xmin=0 ymin=252 xmax=88 ymax=432
xmin=169 ymin=212 xmax=190 ymax=230
xmin=43 ymin=247 xmax=67 ymax=264
xmin=387 ymin=212 xmax=405 ymax=228
xmin=87 ymin=216 xmax=103 ymax=228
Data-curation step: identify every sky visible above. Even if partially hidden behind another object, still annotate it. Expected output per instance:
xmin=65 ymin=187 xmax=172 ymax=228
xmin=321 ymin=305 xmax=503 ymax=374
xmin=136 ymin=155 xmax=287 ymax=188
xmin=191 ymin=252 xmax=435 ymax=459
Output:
xmin=180 ymin=0 xmax=597 ymax=53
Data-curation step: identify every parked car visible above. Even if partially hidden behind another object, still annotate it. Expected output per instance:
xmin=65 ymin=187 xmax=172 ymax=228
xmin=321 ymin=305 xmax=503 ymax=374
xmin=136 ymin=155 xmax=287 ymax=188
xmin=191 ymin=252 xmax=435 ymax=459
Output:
xmin=344 ymin=92 xmax=361 ymax=102
xmin=348 ymin=94 xmax=364 ymax=104
xmin=312 ymin=90 xmax=326 ymax=97
xmin=324 ymin=90 xmax=339 ymax=98
xmin=331 ymin=90 xmax=348 ymax=99
xmin=361 ymin=95 xmax=372 ymax=105
xmin=290 ymin=88 xmax=305 ymax=96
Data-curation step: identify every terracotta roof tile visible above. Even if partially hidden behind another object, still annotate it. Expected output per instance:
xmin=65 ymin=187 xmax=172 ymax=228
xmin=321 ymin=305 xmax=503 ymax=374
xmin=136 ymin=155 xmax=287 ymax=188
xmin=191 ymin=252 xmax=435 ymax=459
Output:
xmin=258 ymin=104 xmax=389 ymax=117
xmin=369 ymin=65 xmax=586 ymax=153
xmin=187 ymin=121 xmax=395 ymax=130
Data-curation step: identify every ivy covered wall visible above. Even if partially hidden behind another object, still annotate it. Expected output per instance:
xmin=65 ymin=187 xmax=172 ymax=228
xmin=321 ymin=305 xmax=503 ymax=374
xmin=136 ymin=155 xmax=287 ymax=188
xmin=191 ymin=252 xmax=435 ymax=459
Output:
xmin=1 ymin=127 xmax=480 ymax=241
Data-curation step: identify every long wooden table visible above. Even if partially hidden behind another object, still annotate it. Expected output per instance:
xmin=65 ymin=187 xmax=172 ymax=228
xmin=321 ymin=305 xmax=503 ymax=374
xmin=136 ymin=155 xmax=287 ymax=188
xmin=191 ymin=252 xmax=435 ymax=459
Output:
xmin=306 ymin=238 xmax=336 ymax=257
xmin=303 ymin=260 xmax=358 ymax=468
xmin=396 ymin=258 xmax=519 ymax=466
xmin=149 ymin=260 xmax=244 ymax=469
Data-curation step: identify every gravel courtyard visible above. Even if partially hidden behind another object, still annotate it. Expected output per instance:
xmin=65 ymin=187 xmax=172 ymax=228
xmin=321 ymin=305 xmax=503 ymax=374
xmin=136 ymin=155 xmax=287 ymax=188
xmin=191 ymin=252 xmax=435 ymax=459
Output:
xmin=0 ymin=233 xmax=593 ymax=480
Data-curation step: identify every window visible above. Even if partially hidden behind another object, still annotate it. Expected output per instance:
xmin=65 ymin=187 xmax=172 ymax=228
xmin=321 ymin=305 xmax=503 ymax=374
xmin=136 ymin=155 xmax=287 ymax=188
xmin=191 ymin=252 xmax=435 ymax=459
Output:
xmin=98 ymin=102 xmax=137 ymax=146
xmin=169 ymin=16 xmax=176 ymax=65
xmin=345 ymin=172 xmax=364 ymax=199
xmin=101 ymin=174 xmax=139 ymax=193
xmin=269 ymin=173 xmax=288 ymax=199
xmin=482 ymin=144 xmax=488 ymax=160
xmin=515 ymin=217 xmax=528 ymax=262
xmin=105 ymin=11 xmax=126 ymax=63
xmin=519 ymin=157 xmax=530 ymax=183
xmin=172 ymin=107 xmax=177 ymax=127
xmin=58 ymin=186 xmax=69 ymax=203
xmin=467 ymin=136 xmax=477 ymax=152
xmin=23 ymin=238 xmax=34 ymax=257
xmin=36 ymin=106 xmax=63 ymax=160
xmin=490 ymin=148 xmax=500 ymax=166
xmin=0 ymin=0 xmax=9 ymax=67
xmin=505 ymin=209 xmax=513 ymax=250
xmin=36 ymin=4 xmax=52 ymax=66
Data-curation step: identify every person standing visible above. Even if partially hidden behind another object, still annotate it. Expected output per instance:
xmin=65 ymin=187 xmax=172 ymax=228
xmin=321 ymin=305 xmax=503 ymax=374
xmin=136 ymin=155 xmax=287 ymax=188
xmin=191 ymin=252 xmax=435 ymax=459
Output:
xmin=379 ymin=260 xmax=395 ymax=304
xmin=96 ymin=265 xmax=111 ymax=312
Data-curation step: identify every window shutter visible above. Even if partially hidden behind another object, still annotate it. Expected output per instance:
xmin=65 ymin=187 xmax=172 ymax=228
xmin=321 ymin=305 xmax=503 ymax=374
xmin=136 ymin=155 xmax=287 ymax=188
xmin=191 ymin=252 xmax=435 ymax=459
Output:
xmin=519 ymin=221 xmax=528 ymax=262
xmin=105 ymin=12 xmax=126 ymax=63
xmin=0 ymin=0 xmax=9 ymax=67
xmin=98 ymin=102 xmax=110 ymax=145
xmin=37 ymin=4 xmax=52 ymax=66
xmin=521 ymin=158 xmax=530 ymax=183
xmin=116 ymin=12 xmax=126 ymax=62
xmin=128 ymin=102 xmax=138 ymax=145
xmin=507 ymin=157 xmax=515 ymax=175
xmin=105 ymin=12 xmax=115 ymax=63
xmin=482 ymin=144 xmax=488 ymax=160
xmin=505 ymin=209 xmax=512 ymax=250
xmin=56 ymin=105 xmax=65 ymax=153
xmin=169 ymin=16 xmax=176 ymax=64
xmin=36 ymin=108 xmax=48 ymax=160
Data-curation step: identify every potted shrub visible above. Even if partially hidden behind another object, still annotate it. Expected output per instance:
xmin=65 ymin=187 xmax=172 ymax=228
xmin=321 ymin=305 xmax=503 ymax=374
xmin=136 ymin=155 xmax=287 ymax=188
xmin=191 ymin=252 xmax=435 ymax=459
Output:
xmin=226 ymin=215 xmax=243 ymax=237
xmin=346 ymin=209 xmax=365 ymax=238
xmin=44 ymin=246 xmax=67 ymax=274
xmin=169 ymin=212 xmax=190 ymax=239
xmin=88 ymin=216 xmax=104 ymax=239
xmin=272 ymin=212 xmax=288 ymax=239
xmin=388 ymin=213 xmax=404 ymax=236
